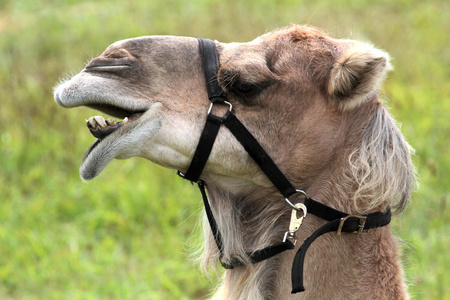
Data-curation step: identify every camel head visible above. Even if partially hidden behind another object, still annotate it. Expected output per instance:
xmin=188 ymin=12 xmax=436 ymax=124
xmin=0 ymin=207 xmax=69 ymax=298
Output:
xmin=55 ymin=25 xmax=416 ymax=299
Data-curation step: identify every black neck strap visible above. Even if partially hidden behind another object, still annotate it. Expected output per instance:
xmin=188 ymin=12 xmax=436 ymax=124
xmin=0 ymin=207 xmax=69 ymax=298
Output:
xmin=178 ymin=38 xmax=392 ymax=294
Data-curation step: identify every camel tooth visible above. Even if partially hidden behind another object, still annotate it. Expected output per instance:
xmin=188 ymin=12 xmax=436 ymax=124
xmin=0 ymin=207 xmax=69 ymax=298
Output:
xmin=123 ymin=117 xmax=129 ymax=124
xmin=86 ymin=116 xmax=97 ymax=129
xmin=105 ymin=118 xmax=117 ymax=126
xmin=94 ymin=116 xmax=107 ymax=129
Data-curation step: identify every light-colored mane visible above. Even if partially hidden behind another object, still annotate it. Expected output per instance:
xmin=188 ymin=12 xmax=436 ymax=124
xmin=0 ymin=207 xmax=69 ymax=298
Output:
xmin=346 ymin=104 xmax=415 ymax=214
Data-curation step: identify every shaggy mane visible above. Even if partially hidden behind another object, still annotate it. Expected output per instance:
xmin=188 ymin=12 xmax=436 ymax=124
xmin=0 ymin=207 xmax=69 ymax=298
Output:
xmin=345 ymin=103 xmax=416 ymax=214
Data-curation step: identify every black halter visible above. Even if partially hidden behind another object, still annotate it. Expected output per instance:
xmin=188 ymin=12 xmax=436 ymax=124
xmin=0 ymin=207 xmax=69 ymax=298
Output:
xmin=178 ymin=38 xmax=391 ymax=294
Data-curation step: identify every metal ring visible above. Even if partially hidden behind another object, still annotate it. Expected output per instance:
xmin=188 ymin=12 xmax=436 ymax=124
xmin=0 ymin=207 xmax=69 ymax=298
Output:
xmin=285 ymin=189 xmax=309 ymax=211
xmin=285 ymin=197 xmax=299 ymax=211
xmin=295 ymin=189 xmax=308 ymax=199
xmin=207 ymin=101 xmax=233 ymax=115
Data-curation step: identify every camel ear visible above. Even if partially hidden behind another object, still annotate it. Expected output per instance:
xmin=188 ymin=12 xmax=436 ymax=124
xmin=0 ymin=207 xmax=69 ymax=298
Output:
xmin=328 ymin=45 xmax=392 ymax=110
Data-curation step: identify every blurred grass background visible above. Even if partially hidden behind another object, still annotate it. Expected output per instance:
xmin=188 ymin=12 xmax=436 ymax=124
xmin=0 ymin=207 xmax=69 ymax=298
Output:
xmin=0 ymin=0 xmax=448 ymax=299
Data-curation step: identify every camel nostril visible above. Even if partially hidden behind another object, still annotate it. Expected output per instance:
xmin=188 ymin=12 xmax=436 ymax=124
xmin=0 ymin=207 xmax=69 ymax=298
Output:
xmin=85 ymin=56 xmax=134 ymax=72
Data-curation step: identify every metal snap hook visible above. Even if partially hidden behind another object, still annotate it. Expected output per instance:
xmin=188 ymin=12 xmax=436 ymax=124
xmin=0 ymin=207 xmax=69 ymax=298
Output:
xmin=289 ymin=203 xmax=307 ymax=232
xmin=283 ymin=202 xmax=307 ymax=245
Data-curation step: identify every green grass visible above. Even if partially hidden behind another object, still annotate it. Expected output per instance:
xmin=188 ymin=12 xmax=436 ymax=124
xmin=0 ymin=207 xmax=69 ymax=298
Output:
xmin=1 ymin=0 xmax=448 ymax=299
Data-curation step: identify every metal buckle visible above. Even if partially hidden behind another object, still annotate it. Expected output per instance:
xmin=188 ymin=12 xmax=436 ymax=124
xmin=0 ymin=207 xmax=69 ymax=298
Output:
xmin=207 ymin=101 xmax=232 ymax=116
xmin=177 ymin=170 xmax=188 ymax=179
xmin=337 ymin=215 xmax=367 ymax=235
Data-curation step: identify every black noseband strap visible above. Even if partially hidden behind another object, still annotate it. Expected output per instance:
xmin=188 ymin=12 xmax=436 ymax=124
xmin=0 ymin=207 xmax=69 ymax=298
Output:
xmin=198 ymin=38 xmax=226 ymax=104
xmin=178 ymin=38 xmax=392 ymax=294
xmin=178 ymin=39 xmax=225 ymax=182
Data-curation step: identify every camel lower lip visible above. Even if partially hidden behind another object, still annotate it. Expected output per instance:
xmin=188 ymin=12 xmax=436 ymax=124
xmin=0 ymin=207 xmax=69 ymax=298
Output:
xmin=83 ymin=139 xmax=101 ymax=162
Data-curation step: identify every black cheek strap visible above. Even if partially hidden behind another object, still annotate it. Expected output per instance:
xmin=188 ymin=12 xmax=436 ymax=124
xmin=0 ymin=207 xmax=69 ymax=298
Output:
xmin=222 ymin=111 xmax=297 ymax=198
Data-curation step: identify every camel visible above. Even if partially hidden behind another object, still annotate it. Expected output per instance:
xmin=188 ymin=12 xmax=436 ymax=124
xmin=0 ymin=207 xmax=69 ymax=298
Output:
xmin=54 ymin=25 xmax=415 ymax=299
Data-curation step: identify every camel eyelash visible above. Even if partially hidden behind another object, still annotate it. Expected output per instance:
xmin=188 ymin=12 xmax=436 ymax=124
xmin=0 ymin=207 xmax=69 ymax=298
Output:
xmin=228 ymin=80 xmax=265 ymax=97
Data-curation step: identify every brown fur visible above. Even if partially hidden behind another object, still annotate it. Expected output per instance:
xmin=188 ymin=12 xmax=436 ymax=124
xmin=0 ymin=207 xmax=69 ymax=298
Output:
xmin=55 ymin=25 xmax=415 ymax=299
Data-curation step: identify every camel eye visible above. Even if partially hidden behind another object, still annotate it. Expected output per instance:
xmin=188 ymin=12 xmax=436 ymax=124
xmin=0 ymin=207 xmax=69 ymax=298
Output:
xmin=229 ymin=80 xmax=263 ymax=98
